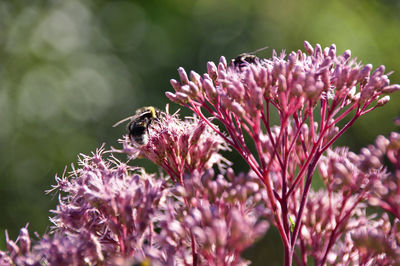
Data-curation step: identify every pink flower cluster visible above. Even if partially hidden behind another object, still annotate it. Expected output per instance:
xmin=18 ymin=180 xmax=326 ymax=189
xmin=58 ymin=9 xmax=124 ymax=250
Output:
xmin=119 ymin=110 xmax=230 ymax=184
xmin=166 ymin=41 xmax=400 ymax=265
xmin=1 ymin=41 xmax=400 ymax=265
xmin=367 ymin=132 xmax=400 ymax=219
xmin=1 ymin=122 xmax=269 ymax=265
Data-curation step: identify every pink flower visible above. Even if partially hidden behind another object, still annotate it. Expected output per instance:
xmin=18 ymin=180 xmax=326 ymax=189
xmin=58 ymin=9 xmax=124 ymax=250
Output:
xmin=364 ymin=132 xmax=400 ymax=219
xmin=118 ymin=108 xmax=230 ymax=184
xmin=167 ymin=41 xmax=399 ymax=265
xmin=2 ymin=138 xmax=268 ymax=265
xmin=2 ymin=41 xmax=399 ymax=266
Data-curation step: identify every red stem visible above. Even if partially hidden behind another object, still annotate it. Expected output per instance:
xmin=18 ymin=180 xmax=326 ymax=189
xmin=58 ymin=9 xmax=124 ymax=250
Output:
xmin=290 ymin=153 xmax=321 ymax=249
xmin=321 ymin=111 xmax=360 ymax=152
xmin=261 ymin=101 xmax=285 ymax=168
xmin=190 ymin=232 xmax=198 ymax=266
xmin=319 ymin=194 xmax=364 ymax=265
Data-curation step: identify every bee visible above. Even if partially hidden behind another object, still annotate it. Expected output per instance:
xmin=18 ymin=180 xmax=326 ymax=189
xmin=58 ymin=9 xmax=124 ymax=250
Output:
xmin=232 ymin=46 xmax=268 ymax=69
xmin=232 ymin=53 xmax=259 ymax=68
xmin=113 ymin=106 xmax=159 ymax=145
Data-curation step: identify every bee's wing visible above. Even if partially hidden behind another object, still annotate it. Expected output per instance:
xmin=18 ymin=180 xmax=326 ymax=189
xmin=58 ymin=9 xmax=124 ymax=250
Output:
xmin=248 ymin=46 xmax=269 ymax=54
xmin=113 ymin=115 xmax=136 ymax=127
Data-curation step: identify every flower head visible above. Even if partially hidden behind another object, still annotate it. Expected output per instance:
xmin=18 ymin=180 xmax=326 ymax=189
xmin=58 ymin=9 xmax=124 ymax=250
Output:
xmin=2 ymin=41 xmax=399 ymax=266
xmin=119 ymin=109 xmax=230 ymax=183
xmin=299 ymin=189 xmax=369 ymax=264
xmin=318 ymin=147 xmax=383 ymax=194
xmin=363 ymin=132 xmax=400 ymax=219
xmin=155 ymin=169 xmax=270 ymax=265
xmin=166 ymin=42 xmax=400 ymax=265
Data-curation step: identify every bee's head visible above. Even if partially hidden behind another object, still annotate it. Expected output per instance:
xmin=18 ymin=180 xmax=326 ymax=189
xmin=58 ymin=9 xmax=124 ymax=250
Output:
xmin=136 ymin=106 xmax=158 ymax=120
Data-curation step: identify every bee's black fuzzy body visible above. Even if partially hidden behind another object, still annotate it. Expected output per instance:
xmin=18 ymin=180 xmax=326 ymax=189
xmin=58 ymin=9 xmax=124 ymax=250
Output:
xmin=232 ymin=53 xmax=260 ymax=69
xmin=128 ymin=107 xmax=158 ymax=145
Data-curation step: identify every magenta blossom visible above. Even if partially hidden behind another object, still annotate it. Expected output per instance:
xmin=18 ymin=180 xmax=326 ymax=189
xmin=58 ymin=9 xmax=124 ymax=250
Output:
xmin=166 ymin=41 xmax=400 ymax=265
xmin=117 ymin=108 xmax=231 ymax=184
xmin=1 ymin=121 xmax=269 ymax=265
xmin=1 ymin=41 xmax=400 ymax=265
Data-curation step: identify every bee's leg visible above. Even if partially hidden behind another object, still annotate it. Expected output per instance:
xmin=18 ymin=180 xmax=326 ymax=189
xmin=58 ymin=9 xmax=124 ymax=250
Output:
xmin=146 ymin=117 xmax=151 ymax=136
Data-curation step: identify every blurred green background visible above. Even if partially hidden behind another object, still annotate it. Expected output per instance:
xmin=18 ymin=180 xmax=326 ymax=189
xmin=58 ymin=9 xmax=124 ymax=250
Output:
xmin=0 ymin=0 xmax=399 ymax=264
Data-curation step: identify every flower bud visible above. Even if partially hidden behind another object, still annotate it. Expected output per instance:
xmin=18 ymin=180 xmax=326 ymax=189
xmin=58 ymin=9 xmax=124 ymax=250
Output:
xmin=278 ymin=74 xmax=287 ymax=92
xmin=190 ymin=122 xmax=206 ymax=145
xmin=288 ymin=51 xmax=297 ymax=70
xmin=358 ymin=64 xmax=373 ymax=82
xmin=336 ymin=67 xmax=348 ymax=89
xmin=203 ymin=79 xmax=217 ymax=100
xmin=323 ymin=47 xmax=329 ymax=57
xmin=348 ymin=67 xmax=360 ymax=85
xmin=178 ymin=133 xmax=190 ymax=158
xmin=218 ymin=62 xmax=226 ymax=73
xmin=226 ymin=168 xmax=235 ymax=182
xmin=382 ymin=84 xmax=400 ymax=94
xmin=291 ymin=83 xmax=303 ymax=96
xmin=376 ymin=96 xmax=390 ymax=107
xmin=189 ymin=81 xmax=200 ymax=97
xmin=178 ymin=67 xmax=189 ymax=85
xmin=170 ymin=79 xmax=181 ymax=91
xmin=165 ymin=91 xmax=179 ymax=104
xmin=342 ymin=49 xmax=351 ymax=62
xmin=207 ymin=61 xmax=218 ymax=80
xmin=258 ymin=67 xmax=269 ymax=88
xmin=18 ymin=227 xmax=31 ymax=255
xmin=320 ymin=58 xmax=332 ymax=69
xmin=227 ymin=84 xmax=244 ymax=101
xmin=395 ymin=117 xmax=400 ymax=126
xmin=333 ymin=161 xmax=352 ymax=185
xmin=375 ymin=135 xmax=390 ymax=152
xmin=305 ymin=73 xmax=315 ymax=88
xmin=304 ymin=41 xmax=314 ymax=55
xmin=179 ymin=84 xmax=191 ymax=95
xmin=314 ymin=43 xmax=322 ymax=58
xmin=380 ymin=75 xmax=390 ymax=88
xmin=231 ymin=102 xmax=246 ymax=117
xmin=328 ymin=44 xmax=336 ymax=58
xmin=359 ymin=85 xmax=374 ymax=105
xmin=321 ymin=68 xmax=330 ymax=90
xmin=297 ymin=49 xmax=303 ymax=60
xmin=389 ymin=132 xmax=400 ymax=149
xmin=372 ymin=65 xmax=385 ymax=77
xmin=219 ymin=56 xmax=227 ymax=69
xmin=190 ymin=71 xmax=202 ymax=87
xmin=369 ymin=76 xmax=383 ymax=88
xmin=238 ymin=187 xmax=247 ymax=202
xmin=217 ymin=69 xmax=226 ymax=80
xmin=180 ymin=82 xmax=198 ymax=98
xmin=220 ymin=94 xmax=232 ymax=109
xmin=175 ymin=92 xmax=190 ymax=103
xmin=251 ymin=86 xmax=264 ymax=109
xmin=271 ymin=62 xmax=284 ymax=81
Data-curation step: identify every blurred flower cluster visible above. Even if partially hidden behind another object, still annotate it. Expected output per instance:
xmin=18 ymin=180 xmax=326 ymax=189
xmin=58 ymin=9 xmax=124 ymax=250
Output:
xmin=166 ymin=41 xmax=400 ymax=265
xmin=0 ymin=117 xmax=269 ymax=265
xmin=1 ymin=41 xmax=400 ymax=265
